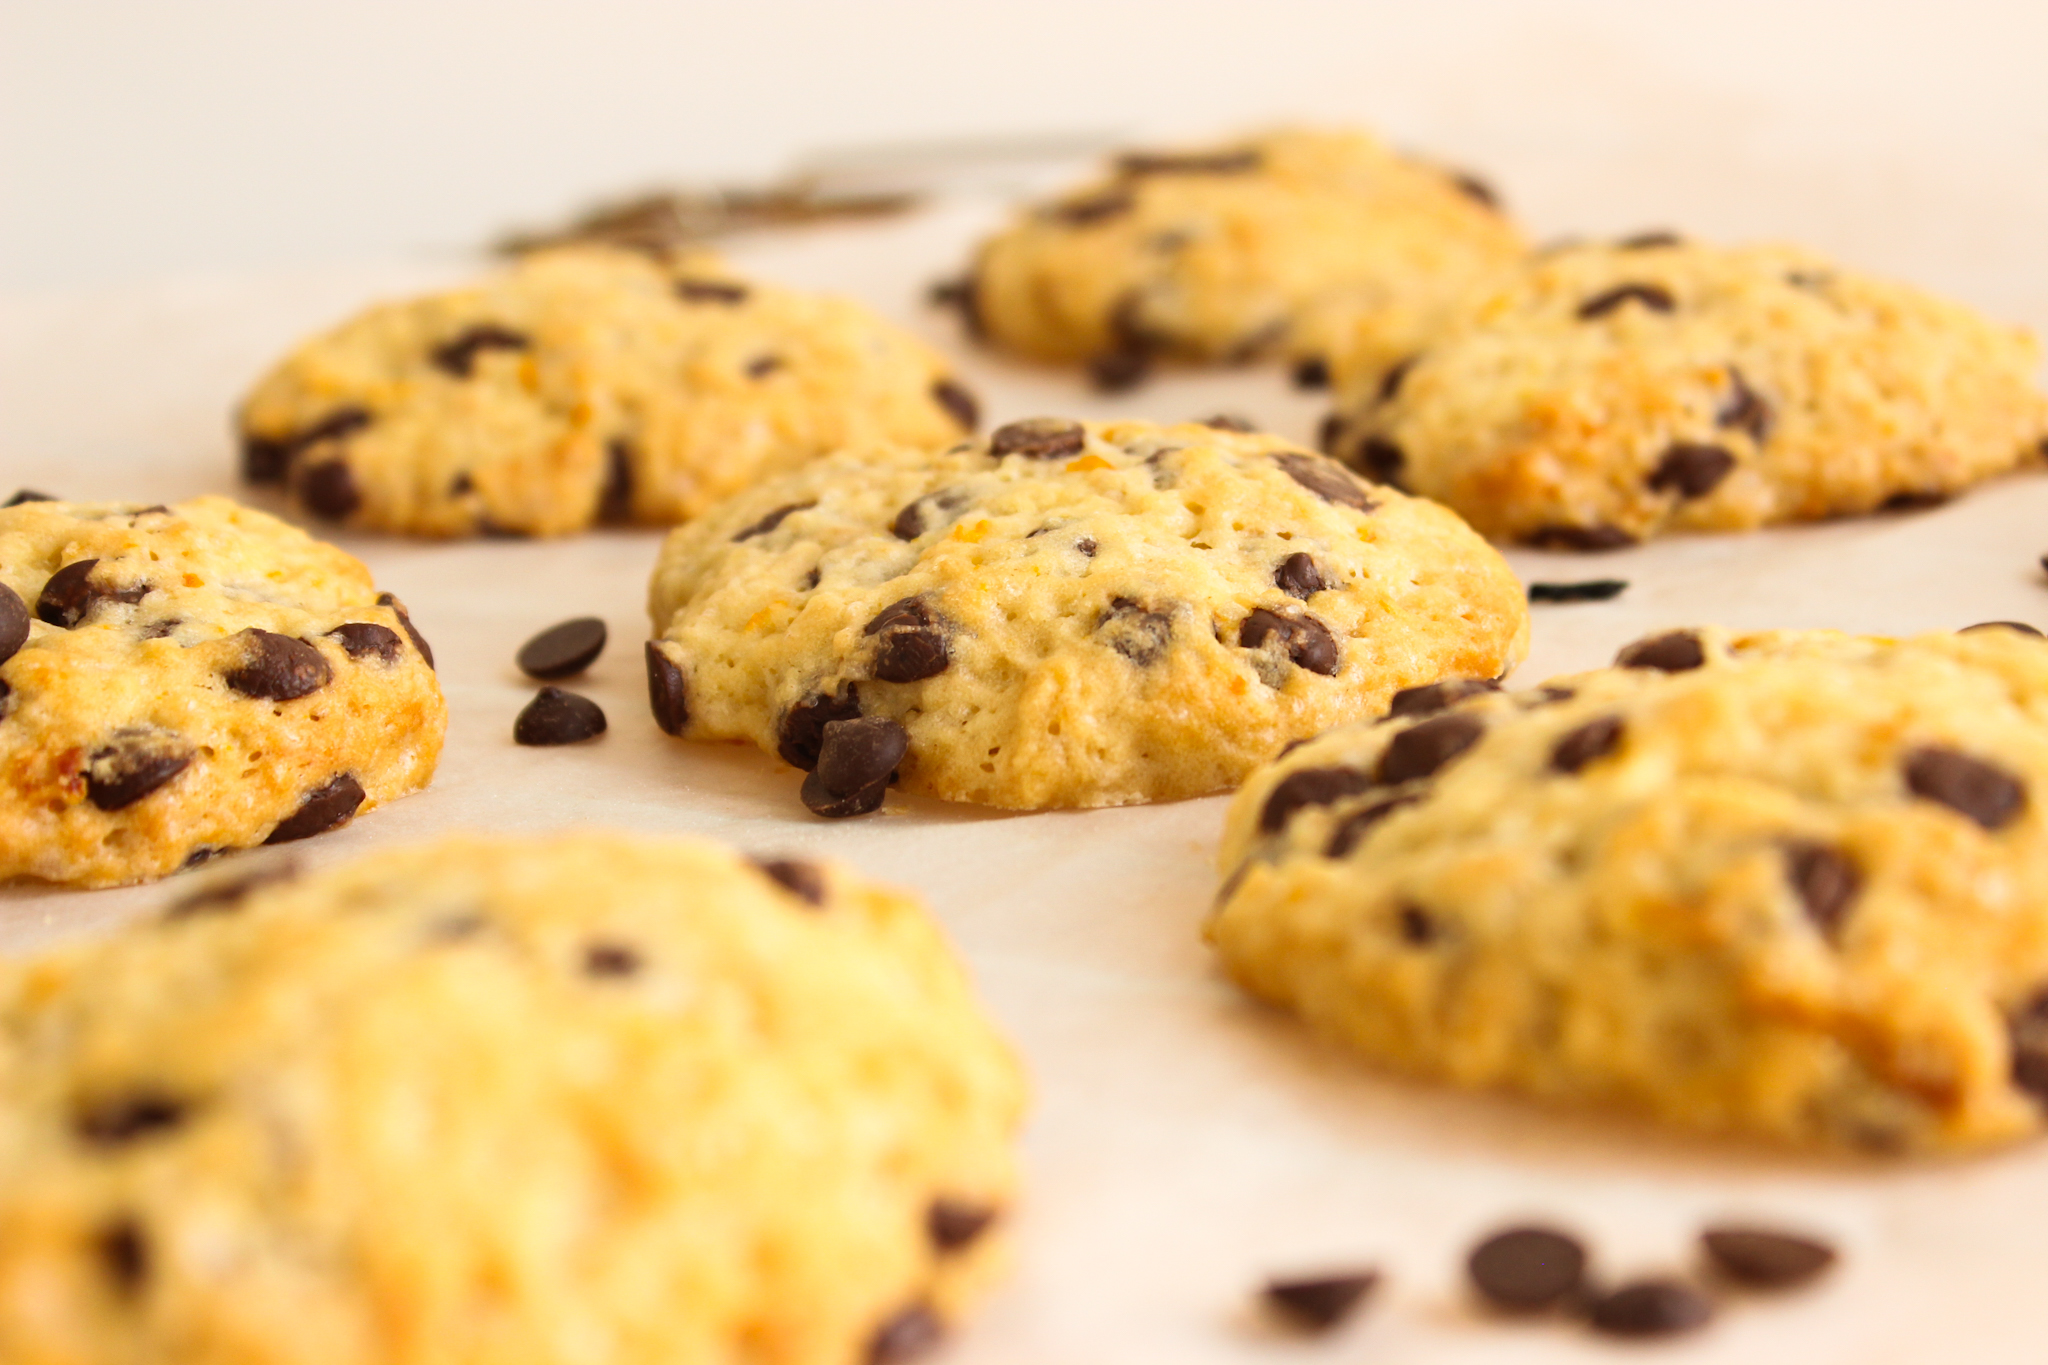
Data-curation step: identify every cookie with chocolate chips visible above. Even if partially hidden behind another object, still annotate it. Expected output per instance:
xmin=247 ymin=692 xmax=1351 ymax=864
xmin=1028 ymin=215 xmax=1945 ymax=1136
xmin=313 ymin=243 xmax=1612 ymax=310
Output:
xmin=647 ymin=418 xmax=1527 ymax=810
xmin=0 ymin=496 xmax=443 ymax=886
xmin=0 ymin=833 xmax=1024 ymax=1365
xmin=952 ymin=127 xmax=1524 ymax=386
xmin=1321 ymin=237 xmax=2048 ymax=546
xmin=1212 ymin=625 xmax=2048 ymax=1151
xmin=238 ymin=246 xmax=978 ymax=537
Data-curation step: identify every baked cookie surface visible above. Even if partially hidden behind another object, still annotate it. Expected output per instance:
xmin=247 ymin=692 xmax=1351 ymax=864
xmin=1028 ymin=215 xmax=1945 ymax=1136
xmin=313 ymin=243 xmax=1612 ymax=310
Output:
xmin=238 ymin=247 xmax=978 ymax=537
xmin=0 ymin=496 xmax=443 ymax=886
xmin=1321 ymin=238 xmax=2048 ymax=547
xmin=953 ymin=128 xmax=1524 ymax=386
xmin=0 ymin=833 xmax=1025 ymax=1365
xmin=1212 ymin=625 xmax=2048 ymax=1152
xmin=647 ymin=419 xmax=1528 ymax=810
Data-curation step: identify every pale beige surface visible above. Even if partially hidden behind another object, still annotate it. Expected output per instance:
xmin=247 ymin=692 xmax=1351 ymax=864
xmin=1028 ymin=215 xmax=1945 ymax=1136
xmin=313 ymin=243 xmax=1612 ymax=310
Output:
xmin=7 ymin=197 xmax=2048 ymax=1365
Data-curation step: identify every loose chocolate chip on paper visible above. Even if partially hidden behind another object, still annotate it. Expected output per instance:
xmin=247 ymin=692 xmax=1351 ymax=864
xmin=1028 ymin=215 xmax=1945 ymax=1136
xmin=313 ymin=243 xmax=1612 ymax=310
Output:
xmin=1902 ymin=745 xmax=2025 ymax=830
xmin=74 ymin=1093 xmax=189 ymax=1146
xmin=223 ymin=630 xmax=332 ymax=701
xmin=755 ymin=857 xmax=827 ymax=907
xmin=1782 ymin=841 xmax=1860 ymax=937
xmin=327 ymin=622 xmax=404 ymax=665
xmin=0 ymin=582 xmax=28 ymax=663
xmin=1377 ymin=712 xmax=1485 ymax=784
xmin=646 ymin=642 xmax=691 ymax=735
xmin=514 ymin=686 xmax=607 ymax=745
xmin=1577 ymin=282 xmax=1676 ymax=320
xmin=1274 ymin=453 xmax=1375 ymax=512
xmin=1528 ymin=579 xmax=1628 ymax=603
xmin=931 ymin=378 xmax=979 ymax=430
xmin=1325 ymin=794 xmax=1419 ymax=857
xmin=1263 ymin=1270 xmax=1381 ymax=1332
xmin=778 ymin=686 xmax=861 ymax=770
xmin=517 ymin=617 xmax=607 ymax=680
xmin=1700 ymin=1226 xmax=1838 ymax=1289
xmin=991 ymin=417 xmax=1086 ymax=461
xmin=927 ymin=1199 xmax=997 ymax=1253
xmin=1260 ymin=766 xmax=1374 ymax=832
xmin=1585 ymin=1278 xmax=1715 ymax=1337
xmin=1467 ymin=1225 xmax=1588 ymax=1313
xmin=865 ymin=597 xmax=950 ymax=682
xmin=1550 ymin=715 xmax=1624 ymax=774
xmin=265 ymin=774 xmax=366 ymax=844
xmin=85 ymin=730 xmax=193 ymax=811
xmin=1239 ymin=608 xmax=1340 ymax=676
xmin=1274 ymin=552 xmax=1327 ymax=599
xmin=430 ymin=323 xmax=530 ymax=378
xmin=1526 ymin=523 xmax=1638 ymax=551
xmin=676 ymin=278 xmax=749 ymax=305
xmin=733 ymin=500 xmax=815 ymax=542
xmin=1386 ymin=678 xmax=1499 ymax=720
xmin=1616 ymin=629 xmax=1706 ymax=672
xmin=865 ymin=1304 xmax=944 ymax=1365
xmin=298 ymin=461 xmax=361 ymax=520
xmin=1648 ymin=443 xmax=1736 ymax=499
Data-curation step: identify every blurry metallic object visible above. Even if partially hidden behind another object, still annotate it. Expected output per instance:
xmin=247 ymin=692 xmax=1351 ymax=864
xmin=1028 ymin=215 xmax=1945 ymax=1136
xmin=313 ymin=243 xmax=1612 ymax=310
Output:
xmin=500 ymin=129 xmax=1120 ymax=255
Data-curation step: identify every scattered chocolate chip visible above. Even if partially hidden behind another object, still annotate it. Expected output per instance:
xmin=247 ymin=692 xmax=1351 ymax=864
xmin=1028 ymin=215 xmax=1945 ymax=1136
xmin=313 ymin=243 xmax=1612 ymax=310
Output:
xmin=1274 ymin=552 xmax=1327 ymax=599
xmin=298 ymin=460 xmax=361 ymax=520
xmin=1317 ymin=413 xmax=1345 ymax=456
xmin=1200 ymin=413 xmax=1256 ymax=433
xmin=1785 ymin=270 xmax=1831 ymax=290
xmin=36 ymin=559 xmax=148 ymax=628
xmin=1617 ymin=230 xmax=1683 ymax=250
xmin=515 ymin=686 xmax=607 ymax=745
xmin=1879 ymin=488 xmax=1949 ymax=512
xmin=1397 ymin=904 xmax=1438 ymax=945
xmin=891 ymin=501 xmax=926 ymax=540
xmin=1902 ymin=746 xmax=2025 ymax=830
xmin=1718 ymin=366 xmax=1773 ymax=443
xmin=746 ymin=355 xmax=784 ymax=379
xmin=2008 ymin=987 xmax=2048 ymax=1106
xmin=1648 ymin=443 xmax=1736 ymax=499
xmin=1377 ymin=356 xmax=1419 ymax=403
xmin=223 ymin=629 xmax=332 ymax=701
xmin=778 ymin=687 xmax=861 ymax=770
xmin=991 ymin=417 xmax=1086 ymax=461
xmin=242 ymin=406 xmax=371 ymax=483
xmin=98 ymin=1217 xmax=150 ymax=1296
xmin=1275 ymin=453 xmax=1375 ymax=512
xmin=1263 ymin=1271 xmax=1380 ymax=1332
xmin=931 ymin=378 xmax=979 ymax=430
xmin=1387 ymin=678 xmax=1499 ymax=720
xmin=676 ymin=278 xmax=749 ymax=305
xmin=1700 ymin=1226 xmax=1838 ymax=1289
xmin=1528 ymin=579 xmax=1628 ymax=603
xmin=866 ymin=1304 xmax=943 ymax=1365
xmin=1048 ymin=187 xmax=1134 ymax=225
xmin=1527 ymin=523 xmax=1638 ymax=551
xmin=598 ymin=439 xmax=635 ymax=523
xmin=1616 ymin=630 xmax=1705 ymax=672
xmin=85 ymin=730 xmax=192 ymax=810
xmin=448 ymin=471 xmax=476 ymax=497
xmin=1351 ymin=436 xmax=1406 ymax=486
xmin=733 ymin=500 xmax=815 ymax=542
xmin=1239 ymin=608 xmax=1340 ymax=676
xmin=1260 ymin=766 xmax=1373 ymax=832
xmin=129 ymin=506 xmax=170 ymax=518
xmin=582 ymin=941 xmax=641 ymax=977
xmin=1467 ymin=1226 xmax=1587 ymax=1313
xmin=864 ymin=598 xmax=950 ymax=683
xmin=1533 ymin=685 xmax=1576 ymax=706
xmin=1377 ymin=713 xmax=1484 ymax=784
xmin=74 ymin=1093 xmax=189 ymax=1146
xmin=1118 ymin=147 xmax=1262 ymax=175
xmin=1962 ymin=620 xmax=2044 ymax=637
xmin=430 ymin=323 xmax=530 ymax=378
xmin=1075 ymin=537 xmax=1097 ymax=557
xmin=1551 ymin=715 xmax=1624 ymax=773
xmin=755 ymin=857 xmax=827 ymax=907
xmin=0 ymin=582 xmax=28 ymax=664
xmin=377 ymin=593 xmax=434 ymax=668
xmin=517 ymin=617 xmax=607 ymax=680
xmin=927 ymin=1200 xmax=997 ymax=1253
xmin=1098 ymin=597 xmax=1175 ymax=665
xmin=264 ymin=774 xmax=366 ymax=844
xmin=1087 ymin=348 xmax=1152 ymax=392
xmin=5 ymin=488 xmax=57 ymax=505
xmin=1586 ymin=1278 xmax=1714 ymax=1337
xmin=327 ymin=622 xmax=403 ymax=665
xmin=0 ymin=677 xmax=12 ymax=720
xmin=644 ymin=642 xmax=690 ymax=735
xmin=931 ymin=274 xmax=984 ymax=336
xmin=1577 ymin=282 xmax=1676 ymax=320
xmin=164 ymin=862 xmax=297 ymax=919
xmin=802 ymin=715 xmax=908 ymax=818
xmin=1449 ymin=170 xmax=1499 ymax=208
xmin=1326 ymin=794 xmax=1419 ymax=856
xmin=1782 ymin=841 xmax=1860 ymax=936
xmin=1293 ymin=356 xmax=1331 ymax=389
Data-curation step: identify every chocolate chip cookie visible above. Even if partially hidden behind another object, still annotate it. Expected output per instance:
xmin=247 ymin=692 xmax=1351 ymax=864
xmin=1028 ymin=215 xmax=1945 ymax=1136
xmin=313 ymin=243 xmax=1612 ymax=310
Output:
xmin=646 ymin=418 xmax=1528 ymax=811
xmin=238 ymin=247 xmax=979 ymax=537
xmin=1213 ymin=625 xmax=2048 ymax=1151
xmin=0 ymin=496 xmax=443 ymax=886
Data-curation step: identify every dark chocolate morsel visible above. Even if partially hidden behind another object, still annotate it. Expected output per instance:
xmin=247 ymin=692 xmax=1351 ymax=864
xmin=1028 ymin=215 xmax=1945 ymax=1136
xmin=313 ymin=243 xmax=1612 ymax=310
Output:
xmin=298 ymin=461 xmax=361 ymax=520
xmin=1117 ymin=146 xmax=1262 ymax=175
xmin=74 ymin=1093 xmax=189 ymax=1146
xmin=517 ymin=617 xmax=608 ymax=680
xmin=1718 ymin=366 xmax=1773 ymax=443
xmin=1238 ymin=608 xmax=1340 ymax=676
xmin=1376 ymin=712 xmax=1485 ymax=784
xmin=5 ymin=488 xmax=57 ymax=505
xmin=1097 ymin=597 xmax=1175 ymax=666
xmin=1902 ymin=746 xmax=2025 ymax=830
xmin=241 ymin=406 xmax=371 ymax=484
xmin=327 ymin=622 xmax=404 ymax=665
xmin=1292 ymin=356 xmax=1330 ymax=389
xmin=991 ymin=417 xmax=1086 ymax=461
xmin=448 ymin=472 xmax=476 ymax=497
xmin=755 ymin=857 xmax=827 ymax=907
xmin=1260 ymin=766 xmax=1374 ymax=832
xmin=864 ymin=597 xmax=950 ymax=683
xmin=645 ymin=642 xmax=690 ymax=735
xmin=891 ymin=501 xmax=926 ymax=540
xmin=264 ymin=774 xmax=366 ymax=844
xmin=1086 ymin=348 xmax=1152 ymax=392
xmin=1377 ymin=355 xmax=1418 ymax=403
xmin=1700 ymin=1226 xmax=1838 ymax=1289
xmin=37 ymin=559 xmax=149 ymax=628
xmin=1351 ymin=436 xmax=1406 ymax=487
xmin=814 ymin=715 xmax=909 ymax=798
xmin=1386 ymin=678 xmax=1499 ymax=720
xmin=1275 ymin=452 xmax=1375 ymax=512
xmin=676 ymin=278 xmax=749 ymax=305
xmin=1962 ymin=620 xmax=2044 ymax=637
xmin=931 ymin=378 xmax=979 ymax=430
xmin=430 ymin=323 xmax=531 ymax=378
xmin=1047 ymin=188 xmax=1135 ymax=225
xmin=733 ymin=500 xmax=816 ymax=542
xmin=1577 ymin=282 xmax=1676 ymax=320
xmin=2007 ymin=987 xmax=2048 ymax=1108
xmin=0 ymin=581 xmax=28 ymax=664
xmin=1467 ymin=1225 xmax=1587 ymax=1312
xmin=1879 ymin=488 xmax=1949 ymax=511
xmin=1317 ymin=413 xmax=1345 ymax=456
xmin=0 ymin=677 xmax=11 ymax=720
xmin=377 ymin=593 xmax=434 ymax=669
xmin=1615 ymin=629 xmax=1705 ymax=672
xmin=1526 ymin=523 xmax=1638 ymax=551
xmin=1397 ymin=904 xmax=1438 ymax=945
xmin=1528 ymin=579 xmax=1628 ymax=603
xmin=1585 ymin=1278 xmax=1715 ymax=1337
xmin=98 ymin=1217 xmax=150 ymax=1296
xmin=1274 ymin=552 xmax=1328 ymax=599
xmin=927 ymin=1200 xmax=997 ymax=1253
xmin=582 ymin=942 xmax=641 ymax=977
xmin=1550 ymin=714 xmax=1624 ymax=773
xmin=1200 ymin=413 xmax=1256 ymax=433
xmin=164 ymin=862 xmax=298 ymax=919
xmin=1325 ymin=794 xmax=1419 ymax=857
xmin=746 ymin=355 xmax=784 ymax=379
xmin=85 ymin=730 xmax=193 ymax=811
xmin=1648 ymin=443 xmax=1737 ymax=499
xmin=1263 ymin=1270 xmax=1380 ymax=1332
xmin=778 ymin=687 xmax=861 ymax=770
xmin=1783 ymin=841 xmax=1860 ymax=937
xmin=599 ymin=439 xmax=635 ymax=523
xmin=1075 ymin=537 xmax=1097 ymax=557
xmin=223 ymin=629 xmax=332 ymax=701
xmin=1617 ymin=229 xmax=1683 ymax=249
xmin=1451 ymin=171 xmax=1499 ymax=209
xmin=514 ymin=686 xmax=608 ymax=745
xmin=799 ymin=767 xmax=887 ymax=818
xmin=865 ymin=1304 xmax=944 ymax=1365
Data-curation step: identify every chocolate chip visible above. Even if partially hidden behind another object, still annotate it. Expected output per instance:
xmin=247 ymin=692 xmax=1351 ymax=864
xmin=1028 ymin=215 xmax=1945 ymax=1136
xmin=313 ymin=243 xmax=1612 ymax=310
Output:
xmin=1551 ymin=715 xmax=1624 ymax=773
xmin=1377 ymin=713 xmax=1484 ymax=784
xmin=582 ymin=941 xmax=641 ymax=977
xmin=74 ymin=1093 xmax=189 ymax=1146
xmin=85 ymin=730 xmax=192 ymax=810
xmin=1200 ymin=413 xmax=1256 ymax=433
xmin=1086 ymin=348 xmax=1153 ymax=392
xmin=1326 ymin=794 xmax=1419 ymax=857
xmin=0 ymin=677 xmax=11 ymax=720
xmin=4 ymin=488 xmax=56 ymax=505
xmin=2007 ymin=987 xmax=2048 ymax=1107
xmin=448 ymin=472 xmax=476 ymax=497
xmin=733 ymin=500 xmax=815 ymax=542
xmin=223 ymin=630 xmax=332 ymax=701
xmin=1274 ymin=553 xmax=1327 ymax=599
xmin=1118 ymin=147 xmax=1262 ymax=175
xmin=755 ymin=857 xmax=827 ymax=907
xmin=1586 ymin=1278 xmax=1714 ymax=1337
xmin=1292 ymin=356 xmax=1330 ymax=389
xmin=778 ymin=686 xmax=861 ymax=770
xmin=1397 ymin=904 xmax=1438 ymax=945
xmin=1377 ymin=356 xmax=1419 ymax=404
xmin=645 ymin=642 xmax=690 ymax=735
xmin=1098 ymin=597 xmax=1174 ymax=665
xmin=1239 ymin=608 xmax=1340 ymax=676
xmin=1075 ymin=537 xmax=1097 ymax=557
xmin=991 ymin=417 xmax=1086 ymax=461
xmin=98 ymin=1217 xmax=150 ymax=1295
xmin=1048 ymin=187 xmax=1134 ymax=225
xmin=1528 ymin=579 xmax=1628 ymax=603
xmin=865 ymin=597 xmax=950 ymax=682
xmin=676 ymin=278 xmax=749 ymax=304
xmin=298 ymin=460 xmax=361 ymax=520
xmin=430 ymin=323 xmax=530 ymax=378
xmin=514 ymin=686 xmax=607 ymax=745
xmin=927 ymin=1199 xmax=997 ymax=1252
xmin=1648 ymin=443 xmax=1736 ymax=498
xmin=1880 ymin=488 xmax=1949 ymax=511
xmin=1317 ymin=413 xmax=1345 ymax=456
xmin=1260 ymin=766 xmax=1374 ymax=832
xmin=891 ymin=501 xmax=927 ymax=540
xmin=264 ymin=774 xmax=366 ymax=844
xmin=599 ymin=439 xmax=635 ymax=523
xmin=1386 ymin=678 xmax=1500 ymax=719
xmin=929 ymin=275 xmax=984 ymax=336
xmin=1962 ymin=620 xmax=2043 ymax=637
xmin=865 ymin=1304 xmax=943 ymax=1364
xmin=1902 ymin=746 xmax=2025 ymax=830
xmin=165 ymin=862 xmax=297 ymax=919
xmin=932 ymin=378 xmax=979 ymax=430
xmin=1783 ymin=841 xmax=1859 ymax=936
xmin=0 ymin=581 xmax=27 ymax=664
xmin=376 ymin=593 xmax=434 ymax=669
xmin=37 ymin=559 xmax=148 ymax=628
xmin=242 ymin=406 xmax=371 ymax=483
xmin=517 ymin=617 xmax=607 ymax=680
xmin=1700 ymin=1226 xmax=1838 ymax=1289
xmin=1263 ymin=1271 xmax=1380 ymax=1332
xmin=327 ymin=622 xmax=403 ymax=665
xmin=1467 ymin=1226 xmax=1587 ymax=1312
xmin=1616 ymin=629 xmax=1705 ymax=672
xmin=1450 ymin=170 xmax=1499 ymax=208
xmin=802 ymin=715 xmax=907 ymax=818
xmin=1275 ymin=453 xmax=1375 ymax=512
xmin=1617 ymin=229 xmax=1683 ymax=250
xmin=746 ymin=355 xmax=784 ymax=379
xmin=1527 ymin=523 xmax=1638 ymax=551
xmin=1577 ymin=282 xmax=1676 ymax=320
xmin=1351 ymin=436 xmax=1406 ymax=486
xmin=1718 ymin=366 xmax=1773 ymax=442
